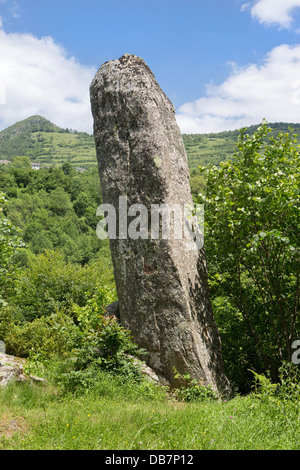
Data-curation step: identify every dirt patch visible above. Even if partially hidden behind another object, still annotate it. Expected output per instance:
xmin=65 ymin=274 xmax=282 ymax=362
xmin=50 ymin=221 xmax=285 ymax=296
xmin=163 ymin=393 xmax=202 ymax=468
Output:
xmin=0 ymin=413 xmax=29 ymax=438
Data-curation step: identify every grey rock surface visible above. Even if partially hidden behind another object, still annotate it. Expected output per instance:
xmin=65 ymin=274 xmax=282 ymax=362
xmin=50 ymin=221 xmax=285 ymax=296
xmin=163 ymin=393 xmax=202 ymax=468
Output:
xmin=105 ymin=300 xmax=120 ymax=320
xmin=0 ymin=352 xmax=46 ymax=387
xmin=90 ymin=54 xmax=230 ymax=396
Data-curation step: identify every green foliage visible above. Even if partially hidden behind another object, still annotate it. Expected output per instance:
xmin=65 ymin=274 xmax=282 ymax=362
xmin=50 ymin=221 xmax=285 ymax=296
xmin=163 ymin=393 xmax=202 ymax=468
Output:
xmin=0 ymin=235 xmax=141 ymax=391
xmin=172 ymin=369 xmax=216 ymax=402
xmin=74 ymin=314 xmax=140 ymax=368
xmin=0 ymin=164 xmax=104 ymax=265
xmin=13 ymin=251 xmax=84 ymax=320
xmin=250 ymin=361 xmax=300 ymax=403
xmin=0 ymin=193 xmax=25 ymax=307
xmin=277 ymin=361 xmax=300 ymax=399
xmin=250 ymin=370 xmax=279 ymax=400
xmin=72 ymin=284 xmax=117 ymax=331
xmin=0 ymin=115 xmax=96 ymax=168
xmin=0 ymin=246 xmax=141 ymax=388
xmin=189 ymin=170 xmax=206 ymax=199
xmin=11 ymin=250 xmax=115 ymax=320
xmin=2 ymin=311 xmax=77 ymax=359
xmin=198 ymin=121 xmax=300 ymax=389
xmin=62 ymin=162 xmax=76 ymax=176
xmin=184 ymin=121 xmax=300 ymax=170
xmin=11 ymin=156 xmax=32 ymax=170
xmin=210 ymin=295 xmax=253 ymax=392
xmin=48 ymin=188 xmax=73 ymax=216
xmin=63 ymin=285 xmax=145 ymax=392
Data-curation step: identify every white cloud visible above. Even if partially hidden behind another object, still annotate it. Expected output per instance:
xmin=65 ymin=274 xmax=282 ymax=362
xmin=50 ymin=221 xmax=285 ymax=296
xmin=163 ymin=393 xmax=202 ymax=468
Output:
xmin=248 ymin=0 xmax=300 ymax=29
xmin=0 ymin=29 xmax=96 ymax=132
xmin=176 ymin=44 xmax=300 ymax=133
xmin=240 ymin=3 xmax=251 ymax=13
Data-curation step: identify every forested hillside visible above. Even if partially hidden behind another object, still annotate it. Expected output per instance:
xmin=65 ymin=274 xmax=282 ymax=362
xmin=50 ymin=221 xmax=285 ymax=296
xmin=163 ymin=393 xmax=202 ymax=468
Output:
xmin=2 ymin=115 xmax=300 ymax=171
xmin=0 ymin=160 xmax=108 ymax=266
xmin=183 ymin=122 xmax=300 ymax=169
xmin=0 ymin=116 xmax=96 ymax=169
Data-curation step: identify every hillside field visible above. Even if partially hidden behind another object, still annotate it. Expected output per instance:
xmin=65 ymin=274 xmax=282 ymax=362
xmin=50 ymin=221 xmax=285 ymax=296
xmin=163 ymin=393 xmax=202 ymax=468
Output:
xmin=2 ymin=115 xmax=300 ymax=171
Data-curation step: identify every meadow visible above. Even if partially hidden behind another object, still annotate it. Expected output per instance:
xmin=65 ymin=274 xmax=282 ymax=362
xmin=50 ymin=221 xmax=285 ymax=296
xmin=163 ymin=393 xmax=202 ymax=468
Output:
xmin=1 ymin=366 xmax=300 ymax=450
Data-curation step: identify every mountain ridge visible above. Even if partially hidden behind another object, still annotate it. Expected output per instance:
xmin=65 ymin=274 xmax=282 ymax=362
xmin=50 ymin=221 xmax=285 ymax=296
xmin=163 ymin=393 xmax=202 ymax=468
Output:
xmin=0 ymin=115 xmax=96 ymax=168
xmin=1 ymin=115 xmax=300 ymax=170
xmin=0 ymin=115 xmax=61 ymax=139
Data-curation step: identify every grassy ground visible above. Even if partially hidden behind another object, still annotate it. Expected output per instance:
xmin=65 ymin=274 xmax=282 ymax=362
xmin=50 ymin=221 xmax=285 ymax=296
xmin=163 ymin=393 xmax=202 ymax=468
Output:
xmin=30 ymin=131 xmax=97 ymax=168
xmin=1 ymin=370 xmax=299 ymax=450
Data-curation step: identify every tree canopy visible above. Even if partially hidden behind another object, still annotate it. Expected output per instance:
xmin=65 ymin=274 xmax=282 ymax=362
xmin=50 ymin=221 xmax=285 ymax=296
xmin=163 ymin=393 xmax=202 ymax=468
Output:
xmin=198 ymin=121 xmax=300 ymax=391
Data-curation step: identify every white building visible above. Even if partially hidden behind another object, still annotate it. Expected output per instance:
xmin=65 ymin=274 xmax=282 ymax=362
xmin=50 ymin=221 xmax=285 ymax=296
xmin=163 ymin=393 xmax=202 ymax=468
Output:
xmin=31 ymin=162 xmax=41 ymax=170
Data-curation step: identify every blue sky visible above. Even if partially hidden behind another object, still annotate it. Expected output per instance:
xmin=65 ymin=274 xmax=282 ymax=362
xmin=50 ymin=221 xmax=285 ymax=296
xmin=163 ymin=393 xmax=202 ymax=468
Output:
xmin=1 ymin=0 xmax=300 ymax=133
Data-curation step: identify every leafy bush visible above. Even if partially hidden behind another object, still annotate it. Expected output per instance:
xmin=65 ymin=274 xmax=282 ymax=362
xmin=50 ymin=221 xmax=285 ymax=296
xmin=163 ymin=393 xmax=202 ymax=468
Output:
xmin=250 ymin=370 xmax=278 ymax=401
xmin=1 ymin=311 xmax=78 ymax=358
xmin=71 ymin=287 xmax=144 ymax=381
xmin=250 ymin=361 xmax=300 ymax=401
xmin=199 ymin=121 xmax=300 ymax=388
xmin=277 ymin=361 xmax=300 ymax=399
xmin=0 ymin=193 xmax=25 ymax=307
xmin=72 ymin=284 xmax=117 ymax=330
xmin=51 ymin=361 xmax=164 ymax=400
xmin=11 ymin=250 xmax=116 ymax=321
xmin=172 ymin=369 xmax=217 ymax=402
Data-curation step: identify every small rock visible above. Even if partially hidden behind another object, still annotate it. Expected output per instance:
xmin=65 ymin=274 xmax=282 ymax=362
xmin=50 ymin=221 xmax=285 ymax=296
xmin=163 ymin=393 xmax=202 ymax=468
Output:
xmin=105 ymin=301 xmax=120 ymax=320
xmin=0 ymin=352 xmax=46 ymax=388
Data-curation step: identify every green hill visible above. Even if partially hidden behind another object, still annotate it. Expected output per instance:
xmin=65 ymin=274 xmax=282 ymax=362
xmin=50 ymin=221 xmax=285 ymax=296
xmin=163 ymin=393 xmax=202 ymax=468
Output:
xmin=1 ymin=116 xmax=300 ymax=171
xmin=0 ymin=115 xmax=97 ymax=169
xmin=183 ymin=121 xmax=300 ymax=170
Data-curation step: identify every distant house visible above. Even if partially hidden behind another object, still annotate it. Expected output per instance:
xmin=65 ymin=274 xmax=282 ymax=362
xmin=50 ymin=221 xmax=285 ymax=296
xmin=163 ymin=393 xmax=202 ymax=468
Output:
xmin=75 ymin=167 xmax=86 ymax=173
xmin=0 ymin=159 xmax=11 ymax=165
xmin=31 ymin=162 xmax=41 ymax=170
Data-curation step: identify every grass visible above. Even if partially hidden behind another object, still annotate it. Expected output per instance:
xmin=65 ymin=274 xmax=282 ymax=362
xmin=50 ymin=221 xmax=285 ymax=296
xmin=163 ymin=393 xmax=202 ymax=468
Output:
xmin=30 ymin=131 xmax=97 ymax=168
xmin=1 ymin=368 xmax=300 ymax=450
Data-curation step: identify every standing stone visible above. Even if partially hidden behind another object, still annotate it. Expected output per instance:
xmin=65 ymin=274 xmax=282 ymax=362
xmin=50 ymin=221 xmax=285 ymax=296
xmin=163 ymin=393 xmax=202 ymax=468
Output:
xmin=90 ymin=54 xmax=230 ymax=396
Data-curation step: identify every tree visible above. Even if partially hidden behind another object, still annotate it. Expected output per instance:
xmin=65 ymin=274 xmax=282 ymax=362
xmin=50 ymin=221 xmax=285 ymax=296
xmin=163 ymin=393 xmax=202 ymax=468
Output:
xmin=73 ymin=191 xmax=90 ymax=218
xmin=62 ymin=161 xmax=75 ymax=176
xmin=198 ymin=121 xmax=300 ymax=385
xmin=0 ymin=193 xmax=24 ymax=306
xmin=48 ymin=188 xmax=73 ymax=216
xmin=12 ymin=156 xmax=32 ymax=171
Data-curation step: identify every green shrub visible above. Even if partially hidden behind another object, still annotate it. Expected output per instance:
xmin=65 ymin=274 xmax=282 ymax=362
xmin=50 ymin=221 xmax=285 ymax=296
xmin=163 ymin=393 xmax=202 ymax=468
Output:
xmin=277 ymin=361 xmax=300 ymax=399
xmin=2 ymin=311 xmax=78 ymax=358
xmin=0 ymin=192 xmax=25 ymax=307
xmin=199 ymin=121 xmax=300 ymax=388
xmin=250 ymin=369 xmax=278 ymax=401
xmin=11 ymin=250 xmax=116 ymax=321
xmin=250 ymin=361 xmax=300 ymax=401
xmin=172 ymin=369 xmax=217 ymax=402
xmin=72 ymin=315 xmax=144 ymax=379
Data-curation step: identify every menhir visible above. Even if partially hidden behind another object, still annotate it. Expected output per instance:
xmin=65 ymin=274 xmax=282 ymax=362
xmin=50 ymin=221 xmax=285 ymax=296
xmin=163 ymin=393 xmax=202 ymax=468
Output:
xmin=90 ymin=53 xmax=230 ymax=396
